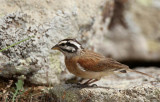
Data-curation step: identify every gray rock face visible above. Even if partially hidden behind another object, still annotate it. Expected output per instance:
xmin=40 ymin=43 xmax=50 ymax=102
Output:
xmin=50 ymin=68 xmax=160 ymax=102
xmin=0 ymin=0 xmax=108 ymax=84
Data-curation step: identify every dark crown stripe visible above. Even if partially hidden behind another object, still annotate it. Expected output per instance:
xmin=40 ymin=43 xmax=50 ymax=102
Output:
xmin=60 ymin=39 xmax=81 ymax=45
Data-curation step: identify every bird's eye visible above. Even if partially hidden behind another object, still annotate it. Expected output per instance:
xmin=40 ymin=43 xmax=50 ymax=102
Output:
xmin=61 ymin=43 xmax=65 ymax=46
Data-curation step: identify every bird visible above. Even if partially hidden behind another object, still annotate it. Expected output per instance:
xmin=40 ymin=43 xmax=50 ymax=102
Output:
xmin=51 ymin=38 xmax=153 ymax=85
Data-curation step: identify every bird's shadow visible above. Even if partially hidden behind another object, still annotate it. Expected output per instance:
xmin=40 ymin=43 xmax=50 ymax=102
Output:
xmin=65 ymin=83 xmax=111 ymax=90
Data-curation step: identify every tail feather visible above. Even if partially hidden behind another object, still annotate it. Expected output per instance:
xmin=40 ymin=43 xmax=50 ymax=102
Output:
xmin=127 ymin=69 xmax=154 ymax=78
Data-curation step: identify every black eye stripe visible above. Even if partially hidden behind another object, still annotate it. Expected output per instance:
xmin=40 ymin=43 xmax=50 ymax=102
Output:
xmin=66 ymin=42 xmax=78 ymax=50
xmin=59 ymin=42 xmax=78 ymax=50
xmin=59 ymin=43 xmax=65 ymax=46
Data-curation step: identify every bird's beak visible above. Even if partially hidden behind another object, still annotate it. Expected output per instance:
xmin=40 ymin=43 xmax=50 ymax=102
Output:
xmin=51 ymin=44 xmax=59 ymax=50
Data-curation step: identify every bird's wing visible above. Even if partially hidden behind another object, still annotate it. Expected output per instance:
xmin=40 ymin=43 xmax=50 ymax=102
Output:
xmin=77 ymin=50 xmax=129 ymax=72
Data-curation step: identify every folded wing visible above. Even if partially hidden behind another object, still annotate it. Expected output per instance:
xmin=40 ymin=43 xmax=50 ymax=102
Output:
xmin=78 ymin=50 xmax=129 ymax=72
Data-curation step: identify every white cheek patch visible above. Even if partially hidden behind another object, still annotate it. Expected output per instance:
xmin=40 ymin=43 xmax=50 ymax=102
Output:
xmin=65 ymin=45 xmax=76 ymax=52
xmin=68 ymin=41 xmax=81 ymax=49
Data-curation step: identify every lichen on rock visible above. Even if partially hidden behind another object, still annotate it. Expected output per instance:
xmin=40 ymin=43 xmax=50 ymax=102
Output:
xmin=0 ymin=0 xmax=107 ymax=85
xmin=0 ymin=11 xmax=78 ymax=84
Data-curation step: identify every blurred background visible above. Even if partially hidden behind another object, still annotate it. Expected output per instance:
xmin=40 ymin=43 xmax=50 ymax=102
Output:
xmin=86 ymin=0 xmax=160 ymax=68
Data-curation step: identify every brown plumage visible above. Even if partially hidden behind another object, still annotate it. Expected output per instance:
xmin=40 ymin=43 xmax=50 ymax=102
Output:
xmin=52 ymin=39 xmax=153 ymax=85
xmin=78 ymin=50 xmax=128 ymax=72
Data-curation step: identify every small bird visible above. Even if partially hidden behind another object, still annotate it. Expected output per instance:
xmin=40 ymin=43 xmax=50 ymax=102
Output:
xmin=51 ymin=38 xmax=153 ymax=85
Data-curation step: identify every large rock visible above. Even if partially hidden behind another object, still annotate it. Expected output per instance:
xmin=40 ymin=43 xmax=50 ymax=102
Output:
xmin=50 ymin=67 xmax=160 ymax=102
xmin=0 ymin=0 xmax=109 ymax=85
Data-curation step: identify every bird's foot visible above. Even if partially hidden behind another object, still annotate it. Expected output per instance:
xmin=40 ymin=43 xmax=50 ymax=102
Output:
xmin=73 ymin=82 xmax=98 ymax=88
xmin=75 ymin=82 xmax=89 ymax=87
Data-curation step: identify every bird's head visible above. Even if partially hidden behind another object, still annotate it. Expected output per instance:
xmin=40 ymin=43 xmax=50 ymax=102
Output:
xmin=51 ymin=39 xmax=83 ymax=57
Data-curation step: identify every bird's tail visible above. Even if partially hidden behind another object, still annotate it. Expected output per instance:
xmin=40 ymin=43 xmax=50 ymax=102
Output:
xmin=127 ymin=69 xmax=154 ymax=78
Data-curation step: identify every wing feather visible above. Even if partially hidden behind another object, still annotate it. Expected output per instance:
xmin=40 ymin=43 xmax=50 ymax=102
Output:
xmin=78 ymin=50 xmax=128 ymax=72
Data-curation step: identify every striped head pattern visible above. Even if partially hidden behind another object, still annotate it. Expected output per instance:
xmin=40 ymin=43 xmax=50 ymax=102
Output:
xmin=52 ymin=39 xmax=83 ymax=57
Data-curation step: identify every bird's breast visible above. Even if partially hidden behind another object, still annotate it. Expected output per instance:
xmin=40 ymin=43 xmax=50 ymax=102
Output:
xmin=65 ymin=57 xmax=81 ymax=75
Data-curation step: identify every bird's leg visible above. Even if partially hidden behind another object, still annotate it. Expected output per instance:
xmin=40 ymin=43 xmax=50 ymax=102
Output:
xmin=75 ymin=79 xmax=94 ymax=88
xmin=82 ymin=79 xmax=93 ymax=85
xmin=75 ymin=79 xmax=99 ymax=88
xmin=87 ymin=79 xmax=99 ymax=85
xmin=76 ymin=79 xmax=92 ymax=86
xmin=83 ymin=79 xmax=99 ymax=87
